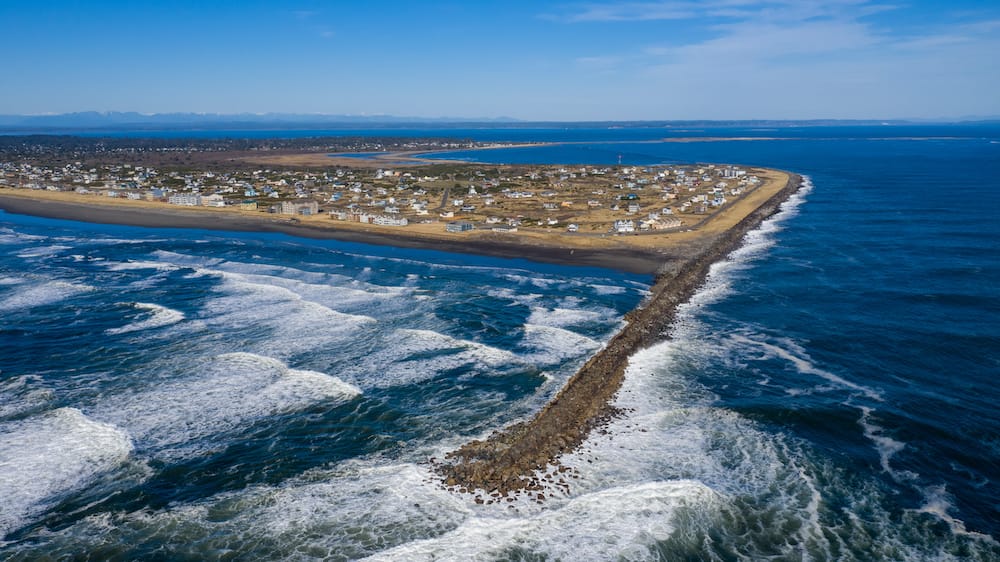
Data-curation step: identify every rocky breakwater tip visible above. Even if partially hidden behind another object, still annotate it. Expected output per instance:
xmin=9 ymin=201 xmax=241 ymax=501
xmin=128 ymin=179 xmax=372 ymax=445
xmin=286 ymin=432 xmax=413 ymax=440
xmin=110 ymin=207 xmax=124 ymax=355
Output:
xmin=432 ymin=173 xmax=802 ymax=501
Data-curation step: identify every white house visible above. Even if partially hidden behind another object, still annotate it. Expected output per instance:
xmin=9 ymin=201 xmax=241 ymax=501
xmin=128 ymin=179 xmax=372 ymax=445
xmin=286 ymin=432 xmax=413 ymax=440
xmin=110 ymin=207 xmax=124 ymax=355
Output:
xmin=612 ymin=219 xmax=635 ymax=234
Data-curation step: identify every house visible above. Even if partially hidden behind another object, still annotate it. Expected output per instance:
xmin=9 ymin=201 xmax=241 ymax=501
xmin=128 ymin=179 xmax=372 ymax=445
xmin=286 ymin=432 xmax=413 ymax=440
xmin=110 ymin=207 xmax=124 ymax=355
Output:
xmin=446 ymin=220 xmax=475 ymax=233
xmin=566 ymin=223 xmax=579 ymax=233
xmin=168 ymin=193 xmax=201 ymax=206
xmin=612 ymin=219 xmax=635 ymax=234
xmin=372 ymin=215 xmax=408 ymax=227
xmin=202 ymin=194 xmax=225 ymax=207
xmin=279 ymin=200 xmax=319 ymax=215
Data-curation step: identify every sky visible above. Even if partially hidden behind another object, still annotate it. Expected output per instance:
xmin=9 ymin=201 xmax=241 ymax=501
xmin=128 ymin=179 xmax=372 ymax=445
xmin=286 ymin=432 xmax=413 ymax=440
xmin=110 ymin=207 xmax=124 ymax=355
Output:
xmin=1 ymin=0 xmax=998 ymax=121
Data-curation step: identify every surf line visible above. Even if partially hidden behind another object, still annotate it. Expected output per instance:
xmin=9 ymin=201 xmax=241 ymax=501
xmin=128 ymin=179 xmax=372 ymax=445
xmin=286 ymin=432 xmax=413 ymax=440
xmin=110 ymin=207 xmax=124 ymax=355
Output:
xmin=433 ymin=172 xmax=803 ymax=501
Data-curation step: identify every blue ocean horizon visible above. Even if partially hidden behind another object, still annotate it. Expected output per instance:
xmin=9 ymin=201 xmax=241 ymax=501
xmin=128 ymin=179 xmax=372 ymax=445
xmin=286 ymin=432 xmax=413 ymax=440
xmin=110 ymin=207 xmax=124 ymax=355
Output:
xmin=1 ymin=125 xmax=998 ymax=559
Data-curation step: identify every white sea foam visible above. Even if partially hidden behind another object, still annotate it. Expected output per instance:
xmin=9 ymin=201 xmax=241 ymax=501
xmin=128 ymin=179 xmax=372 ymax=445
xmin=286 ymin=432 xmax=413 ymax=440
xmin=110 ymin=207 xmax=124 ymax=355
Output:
xmin=367 ymin=480 xmax=720 ymax=561
xmin=104 ymin=260 xmax=181 ymax=272
xmin=0 ymin=375 xmax=53 ymax=420
xmin=519 ymin=324 xmax=601 ymax=365
xmin=0 ymin=228 xmax=46 ymax=245
xmin=86 ymin=353 xmax=360 ymax=459
xmin=200 ymin=271 xmax=377 ymax=358
xmin=105 ymin=303 xmax=185 ymax=335
xmin=0 ymin=408 xmax=133 ymax=539
xmin=915 ymin=485 xmax=999 ymax=546
xmin=526 ymin=306 xmax=609 ymax=328
xmin=858 ymin=406 xmax=912 ymax=481
xmin=341 ymin=329 xmax=523 ymax=389
xmin=591 ymin=284 xmax=627 ymax=295
xmin=733 ymin=335 xmax=883 ymax=401
xmin=503 ymin=273 xmax=577 ymax=289
xmin=15 ymin=244 xmax=73 ymax=259
xmin=0 ymin=279 xmax=93 ymax=312
xmin=486 ymin=287 xmax=542 ymax=307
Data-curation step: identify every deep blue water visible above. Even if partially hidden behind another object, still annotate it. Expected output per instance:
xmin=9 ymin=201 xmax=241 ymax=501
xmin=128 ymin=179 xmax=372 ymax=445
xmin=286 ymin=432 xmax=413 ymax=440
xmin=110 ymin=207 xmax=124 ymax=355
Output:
xmin=1 ymin=126 xmax=998 ymax=560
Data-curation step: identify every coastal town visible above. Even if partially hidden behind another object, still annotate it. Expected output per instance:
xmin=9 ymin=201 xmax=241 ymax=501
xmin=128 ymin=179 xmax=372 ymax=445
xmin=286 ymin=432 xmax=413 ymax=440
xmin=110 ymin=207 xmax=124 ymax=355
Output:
xmin=0 ymin=153 xmax=767 ymax=237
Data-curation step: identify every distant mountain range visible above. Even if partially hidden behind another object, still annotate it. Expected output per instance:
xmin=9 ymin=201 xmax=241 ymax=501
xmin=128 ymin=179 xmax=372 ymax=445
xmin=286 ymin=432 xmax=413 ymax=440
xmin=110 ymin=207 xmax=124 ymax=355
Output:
xmin=0 ymin=112 xmax=996 ymax=131
xmin=0 ymin=112 xmax=521 ymax=130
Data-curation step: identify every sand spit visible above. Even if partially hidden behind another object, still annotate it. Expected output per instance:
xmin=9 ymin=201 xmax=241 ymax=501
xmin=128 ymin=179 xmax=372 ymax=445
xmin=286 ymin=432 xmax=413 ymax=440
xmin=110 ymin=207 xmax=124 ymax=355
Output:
xmin=434 ymin=173 xmax=802 ymax=499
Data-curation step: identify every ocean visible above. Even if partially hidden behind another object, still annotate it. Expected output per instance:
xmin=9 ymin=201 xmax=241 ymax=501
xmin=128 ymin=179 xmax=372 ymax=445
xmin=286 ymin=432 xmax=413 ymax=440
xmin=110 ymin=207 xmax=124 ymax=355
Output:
xmin=1 ymin=125 xmax=998 ymax=560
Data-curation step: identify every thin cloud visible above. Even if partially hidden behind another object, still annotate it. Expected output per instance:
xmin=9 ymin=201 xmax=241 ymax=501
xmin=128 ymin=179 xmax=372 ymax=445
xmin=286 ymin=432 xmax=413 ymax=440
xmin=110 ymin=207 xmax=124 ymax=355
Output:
xmin=548 ymin=0 xmax=896 ymax=24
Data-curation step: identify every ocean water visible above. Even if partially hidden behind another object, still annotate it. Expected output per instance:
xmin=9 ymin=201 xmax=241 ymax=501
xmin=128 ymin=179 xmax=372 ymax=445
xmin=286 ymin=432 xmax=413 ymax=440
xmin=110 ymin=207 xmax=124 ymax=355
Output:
xmin=1 ymin=126 xmax=999 ymax=560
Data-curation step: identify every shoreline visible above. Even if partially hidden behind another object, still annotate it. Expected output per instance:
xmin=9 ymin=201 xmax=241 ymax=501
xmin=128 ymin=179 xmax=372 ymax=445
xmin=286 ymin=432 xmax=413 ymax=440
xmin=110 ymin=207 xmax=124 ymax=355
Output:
xmin=0 ymin=192 xmax=669 ymax=274
xmin=433 ymin=172 xmax=803 ymax=500
xmin=0 ymin=166 xmax=789 ymax=276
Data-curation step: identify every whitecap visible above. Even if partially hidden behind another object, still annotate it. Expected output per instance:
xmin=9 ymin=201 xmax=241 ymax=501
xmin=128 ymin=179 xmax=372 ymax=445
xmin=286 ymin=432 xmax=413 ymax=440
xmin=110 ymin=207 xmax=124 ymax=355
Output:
xmin=105 ymin=303 xmax=185 ymax=335
xmin=526 ymin=306 xmax=609 ymax=329
xmin=519 ymin=324 xmax=601 ymax=365
xmin=733 ymin=335 xmax=883 ymax=401
xmin=0 ymin=279 xmax=93 ymax=312
xmin=103 ymin=260 xmax=181 ymax=272
xmin=0 ymin=375 xmax=53 ymax=420
xmin=199 ymin=270 xmax=377 ymax=358
xmin=86 ymin=353 xmax=360 ymax=459
xmin=591 ymin=284 xmax=627 ymax=295
xmin=368 ymin=480 xmax=720 ymax=561
xmin=0 ymin=408 xmax=133 ymax=539
xmin=341 ymin=329 xmax=523 ymax=389
xmin=15 ymin=244 xmax=73 ymax=259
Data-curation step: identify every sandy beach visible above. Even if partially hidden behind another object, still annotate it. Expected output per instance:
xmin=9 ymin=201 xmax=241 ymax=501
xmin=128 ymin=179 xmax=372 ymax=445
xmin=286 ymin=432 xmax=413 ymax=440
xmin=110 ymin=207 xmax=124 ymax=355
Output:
xmin=0 ymin=168 xmax=789 ymax=275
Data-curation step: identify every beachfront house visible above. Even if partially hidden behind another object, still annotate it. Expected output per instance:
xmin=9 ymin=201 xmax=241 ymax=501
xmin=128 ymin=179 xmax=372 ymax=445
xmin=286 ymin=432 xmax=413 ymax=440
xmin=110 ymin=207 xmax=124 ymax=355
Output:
xmin=279 ymin=200 xmax=319 ymax=215
xmin=446 ymin=220 xmax=475 ymax=233
xmin=168 ymin=193 xmax=201 ymax=206
xmin=612 ymin=219 xmax=635 ymax=234
xmin=202 ymin=194 xmax=225 ymax=207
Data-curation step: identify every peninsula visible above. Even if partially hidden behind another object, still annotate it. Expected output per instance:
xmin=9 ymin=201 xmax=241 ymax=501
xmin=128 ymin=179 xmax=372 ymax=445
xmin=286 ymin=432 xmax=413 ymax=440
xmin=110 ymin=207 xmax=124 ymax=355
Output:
xmin=0 ymin=136 xmax=788 ymax=274
xmin=0 ymin=136 xmax=800 ymax=500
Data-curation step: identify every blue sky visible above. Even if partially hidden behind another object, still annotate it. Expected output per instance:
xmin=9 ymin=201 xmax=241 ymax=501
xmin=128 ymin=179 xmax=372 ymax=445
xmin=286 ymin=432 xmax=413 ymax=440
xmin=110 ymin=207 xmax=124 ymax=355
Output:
xmin=1 ymin=0 xmax=998 ymax=120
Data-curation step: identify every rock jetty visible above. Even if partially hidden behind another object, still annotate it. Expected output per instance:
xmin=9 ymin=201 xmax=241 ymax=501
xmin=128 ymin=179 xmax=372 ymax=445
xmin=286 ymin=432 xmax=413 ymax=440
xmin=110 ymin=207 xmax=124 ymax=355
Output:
xmin=434 ymin=173 xmax=802 ymax=498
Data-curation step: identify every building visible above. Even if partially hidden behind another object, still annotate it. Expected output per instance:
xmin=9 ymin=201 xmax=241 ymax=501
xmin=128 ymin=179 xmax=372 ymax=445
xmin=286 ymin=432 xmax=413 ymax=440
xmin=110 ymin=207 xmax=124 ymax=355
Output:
xmin=446 ymin=220 xmax=475 ymax=233
xmin=202 ymin=194 xmax=225 ymax=207
xmin=371 ymin=215 xmax=408 ymax=227
xmin=279 ymin=200 xmax=319 ymax=215
xmin=612 ymin=219 xmax=635 ymax=234
xmin=168 ymin=193 xmax=201 ymax=206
